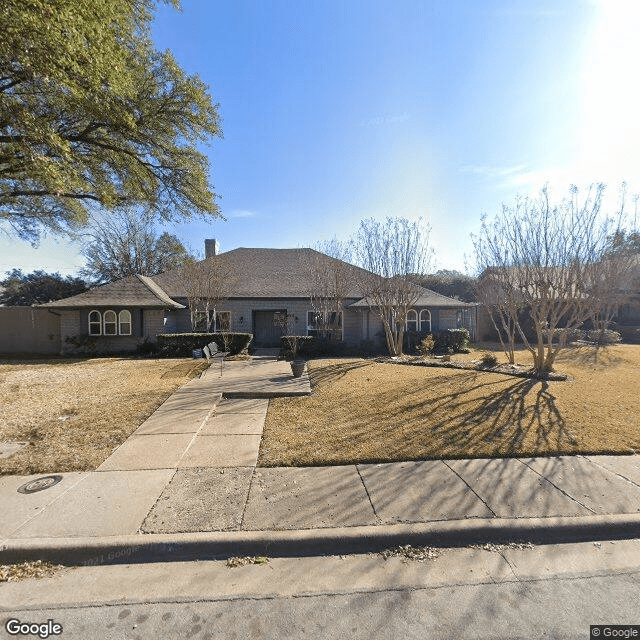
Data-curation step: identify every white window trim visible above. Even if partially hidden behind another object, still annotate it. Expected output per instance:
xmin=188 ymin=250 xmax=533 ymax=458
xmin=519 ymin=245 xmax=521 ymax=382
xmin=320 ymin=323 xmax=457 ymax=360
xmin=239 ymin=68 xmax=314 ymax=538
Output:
xmin=88 ymin=310 xmax=102 ymax=336
xmin=194 ymin=311 xmax=208 ymax=331
xmin=103 ymin=310 xmax=117 ymax=335
xmin=214 ymin=310 xmax=231 ymax=332
xmin=89 ymin=309 xmax=134 ymax=336
xmin=307 ymin=310 xmax=320 ymax=332
xmin=307 ymin=310 xmax=343 ymax=339
xmin=406 ymin=309 xmax=418 ymax=332
xmin=419 ymin=309 xmax=432 ymax=332
xmin=118 ymin=310 xmax=132 ymax=336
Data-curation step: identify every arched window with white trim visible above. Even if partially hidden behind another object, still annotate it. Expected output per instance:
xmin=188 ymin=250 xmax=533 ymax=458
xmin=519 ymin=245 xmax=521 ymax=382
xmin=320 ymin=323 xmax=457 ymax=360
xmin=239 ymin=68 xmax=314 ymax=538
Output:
xmin=419 ymin=309 xmax=432 ymax=332
xmin=88 ymin=310 xmax=102 ymax=335
xmin=103 ymin=310 xmax=117 ymax=335
xmin=119 ymin=310 xmax=132 ymax=335
xmin=406 ymin=309 xmax=418 ymax=332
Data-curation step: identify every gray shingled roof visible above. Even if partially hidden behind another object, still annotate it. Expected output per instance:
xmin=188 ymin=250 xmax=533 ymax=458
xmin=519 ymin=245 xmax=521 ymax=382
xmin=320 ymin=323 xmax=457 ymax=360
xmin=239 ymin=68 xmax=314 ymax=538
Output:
xmin=44 ymin=248 xmax=470 ymax=309
xmin=349 ymin=283 xmax=475 ymax=308
xmin=154 ymin=248 xmax=370 ymax=299
xmin=43 ymin=274 xmax=184 ymax=309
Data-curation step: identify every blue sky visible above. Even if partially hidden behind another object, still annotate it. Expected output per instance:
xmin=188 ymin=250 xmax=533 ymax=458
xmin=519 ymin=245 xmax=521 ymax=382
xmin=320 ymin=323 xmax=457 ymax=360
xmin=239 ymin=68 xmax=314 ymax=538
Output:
xmin=2 ymin=0 xmax=639 ymax=276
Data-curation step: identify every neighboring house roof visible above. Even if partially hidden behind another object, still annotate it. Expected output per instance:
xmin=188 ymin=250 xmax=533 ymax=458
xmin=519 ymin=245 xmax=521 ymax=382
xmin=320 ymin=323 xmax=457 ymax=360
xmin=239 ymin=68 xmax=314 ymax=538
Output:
xmin=479 ymin=258 xmax=640 ymax=301
xmin=43 ymin=247 xmax=471 ymax=309
xmin=42 ymin=274 xmax=184 ymax=309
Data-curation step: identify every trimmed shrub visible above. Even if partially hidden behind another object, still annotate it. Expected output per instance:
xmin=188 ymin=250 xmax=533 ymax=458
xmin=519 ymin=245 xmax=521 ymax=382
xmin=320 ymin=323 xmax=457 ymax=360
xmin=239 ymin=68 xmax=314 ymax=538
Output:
xmin=157 ymin=332 xmax=253 ymax=357
xmin=621 ymin=326 xmax=640 ymax=344
xmin=298 ymin=336 xmax=347 ymax=358
xmin=542 ymin=328 xmax=585 ymax=343
xmin=432 ymin=328 xmax=469 ymax=354
xmin=405 ymin=328 xmax=469 ymax=354
xmin=417 ymin=334 xmax=435 ymax=356
xmin=279 ymin=335 xmax=314 ymax=360
xmin=479 ymin=352 xmax=498 ymax=368
xmin=586 ymin=329 xmax=621 ymax=345
xmin=135 ymin=337 xmax=159 ymax=356
xmin=64 ymin=334 xmax=98 ymax=355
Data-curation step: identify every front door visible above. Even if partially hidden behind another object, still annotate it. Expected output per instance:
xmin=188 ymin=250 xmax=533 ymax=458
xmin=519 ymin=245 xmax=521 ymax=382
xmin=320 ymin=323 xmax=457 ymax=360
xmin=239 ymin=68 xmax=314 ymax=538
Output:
xmin=253 ymin=310 xmax=286 ymax=347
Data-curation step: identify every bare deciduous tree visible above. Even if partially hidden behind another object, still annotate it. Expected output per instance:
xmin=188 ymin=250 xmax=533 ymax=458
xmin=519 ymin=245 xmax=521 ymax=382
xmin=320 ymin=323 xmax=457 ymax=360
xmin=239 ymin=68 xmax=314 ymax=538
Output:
xmin=352 ymin=217 xmax=434 ymax=356
xmin=306 ymin=238 xmax=355 ymax=341
xmin=80 ymin=208 xmax=193 ymax=284
xmin=181 ymin=256 xmax=236 ymax=332
xmin=473 ymin=184 xmax=636 ymax=376
xmin=475 ymin=273 xmax=520 ymax=364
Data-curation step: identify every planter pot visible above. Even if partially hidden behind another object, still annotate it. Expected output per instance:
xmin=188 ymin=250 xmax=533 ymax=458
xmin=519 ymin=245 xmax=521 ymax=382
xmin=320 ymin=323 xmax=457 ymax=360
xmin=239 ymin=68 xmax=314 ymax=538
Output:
xmin=290 ymin=360 xmax=306 ymax=378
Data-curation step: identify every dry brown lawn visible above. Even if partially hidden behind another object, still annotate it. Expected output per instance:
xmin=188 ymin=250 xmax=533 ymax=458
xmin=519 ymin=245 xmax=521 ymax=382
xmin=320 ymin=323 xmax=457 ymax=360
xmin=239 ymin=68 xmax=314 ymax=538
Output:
xmin=0 ymin=357 xmax=208 ymax=475
xmin=259 ymin=343 xmax=640 ymax=466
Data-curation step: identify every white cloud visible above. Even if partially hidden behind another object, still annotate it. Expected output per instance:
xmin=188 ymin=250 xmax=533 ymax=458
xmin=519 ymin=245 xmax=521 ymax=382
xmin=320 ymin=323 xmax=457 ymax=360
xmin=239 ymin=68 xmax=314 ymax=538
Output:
xmin=460 ymin=162 xmax=639 ymax=214
xmin=360 ymin=113 xmax=410 ymax=127
xmin=229 ymin=209 xmax=257 ymax=218
xmin=459 ymin=163 xmax=529 ymax=179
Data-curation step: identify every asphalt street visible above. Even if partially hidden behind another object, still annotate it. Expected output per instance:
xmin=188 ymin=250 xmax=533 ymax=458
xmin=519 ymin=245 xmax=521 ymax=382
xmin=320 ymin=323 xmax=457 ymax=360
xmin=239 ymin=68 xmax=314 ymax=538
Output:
xmin=2 ymin=539 xmax=639 ymax=640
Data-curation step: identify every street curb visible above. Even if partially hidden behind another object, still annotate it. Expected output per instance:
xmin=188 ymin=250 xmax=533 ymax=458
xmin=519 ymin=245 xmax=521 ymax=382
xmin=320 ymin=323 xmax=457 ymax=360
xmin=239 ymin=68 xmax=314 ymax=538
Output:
xmin=2 ymin=514 xmax=640 ymax=566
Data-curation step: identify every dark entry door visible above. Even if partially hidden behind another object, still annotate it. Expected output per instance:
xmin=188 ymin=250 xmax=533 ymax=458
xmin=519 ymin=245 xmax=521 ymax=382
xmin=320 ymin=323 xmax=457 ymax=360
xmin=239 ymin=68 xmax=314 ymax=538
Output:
xmin=253 ymin=310 xmax=286 ymax=347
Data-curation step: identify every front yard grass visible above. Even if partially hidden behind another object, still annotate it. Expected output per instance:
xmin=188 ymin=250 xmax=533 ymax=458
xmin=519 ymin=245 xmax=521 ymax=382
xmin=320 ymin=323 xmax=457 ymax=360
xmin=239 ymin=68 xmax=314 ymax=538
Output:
xmin=259 ymin=343 xmax=640 ymax=466
xmin=0 ymin=357 xmax=208 ymax=475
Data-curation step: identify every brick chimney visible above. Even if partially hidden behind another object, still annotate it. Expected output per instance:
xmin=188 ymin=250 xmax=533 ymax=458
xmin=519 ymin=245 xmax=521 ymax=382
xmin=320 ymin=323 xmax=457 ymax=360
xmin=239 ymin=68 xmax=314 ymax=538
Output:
xmin=204 ymin=238 xmax=217 ymax=258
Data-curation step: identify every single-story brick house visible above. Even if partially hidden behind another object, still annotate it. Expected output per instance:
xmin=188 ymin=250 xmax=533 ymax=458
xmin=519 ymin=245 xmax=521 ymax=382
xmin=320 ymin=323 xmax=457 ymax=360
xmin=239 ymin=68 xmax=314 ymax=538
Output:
xmin=44 ymin=244 xmax=477 ymax=353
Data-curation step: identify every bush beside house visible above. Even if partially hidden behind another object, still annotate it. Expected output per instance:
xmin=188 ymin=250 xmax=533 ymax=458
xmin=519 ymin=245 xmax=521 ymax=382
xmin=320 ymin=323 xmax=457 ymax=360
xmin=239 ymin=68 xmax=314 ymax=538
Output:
xmin=405 ymin=328 xmax=469 ymax=355
xmin=157 ymin=332 xmax=253 ymax=357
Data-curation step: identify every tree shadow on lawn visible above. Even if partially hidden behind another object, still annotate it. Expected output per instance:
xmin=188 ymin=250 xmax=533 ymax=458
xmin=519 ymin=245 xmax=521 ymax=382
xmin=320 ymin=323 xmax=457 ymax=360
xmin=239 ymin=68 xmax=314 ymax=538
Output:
xmin=308 ymin=359 xmax=375 ymax=390
xmin=365 ymin=371 xmax=579 ymax=459
xmin=555 ymin=344 xmax=624 ymax=369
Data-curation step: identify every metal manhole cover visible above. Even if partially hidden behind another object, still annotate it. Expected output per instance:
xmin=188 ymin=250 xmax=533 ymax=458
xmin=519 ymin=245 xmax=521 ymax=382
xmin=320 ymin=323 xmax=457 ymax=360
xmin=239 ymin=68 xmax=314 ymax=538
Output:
xmin=17 ymin=475 xmax=63 ymax=494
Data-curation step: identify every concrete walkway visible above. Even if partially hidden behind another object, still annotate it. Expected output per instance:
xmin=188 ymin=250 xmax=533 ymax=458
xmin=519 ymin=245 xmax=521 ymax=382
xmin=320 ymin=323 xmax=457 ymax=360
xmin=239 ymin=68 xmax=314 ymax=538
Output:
xmin=2 ymin=356 xmax=640 ymax=564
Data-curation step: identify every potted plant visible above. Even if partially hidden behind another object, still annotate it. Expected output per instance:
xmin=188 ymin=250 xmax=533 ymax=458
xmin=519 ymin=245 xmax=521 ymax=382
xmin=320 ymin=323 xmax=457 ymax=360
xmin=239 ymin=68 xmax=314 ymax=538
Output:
xmin=273 ymin=312 xmax=307 ymax=378
xmin=284 ymin=335 xmax=306 ymax=377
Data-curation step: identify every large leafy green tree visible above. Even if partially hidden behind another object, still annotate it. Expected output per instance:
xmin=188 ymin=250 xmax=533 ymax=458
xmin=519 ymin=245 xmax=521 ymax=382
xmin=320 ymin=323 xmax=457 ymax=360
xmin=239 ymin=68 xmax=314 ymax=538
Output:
xmin=80 ymin=208 xmax=194 ymax=284
xmin=0 ymin=269 xmax=88 ymax=305
xmin=1 ymin=0 xmax=222 ymax=244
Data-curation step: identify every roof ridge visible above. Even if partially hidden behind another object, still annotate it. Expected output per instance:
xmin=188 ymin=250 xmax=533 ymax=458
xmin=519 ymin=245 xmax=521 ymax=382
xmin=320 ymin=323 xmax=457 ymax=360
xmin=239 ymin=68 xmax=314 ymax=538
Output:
xmin=135 ymin=274 xmax=184 ymax=309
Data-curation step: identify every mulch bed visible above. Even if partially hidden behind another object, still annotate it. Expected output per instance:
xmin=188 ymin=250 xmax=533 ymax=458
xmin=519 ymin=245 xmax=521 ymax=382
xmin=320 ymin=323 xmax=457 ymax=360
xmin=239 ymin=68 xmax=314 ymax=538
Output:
xmin=374 ymin=356 xmax=568 ymax=381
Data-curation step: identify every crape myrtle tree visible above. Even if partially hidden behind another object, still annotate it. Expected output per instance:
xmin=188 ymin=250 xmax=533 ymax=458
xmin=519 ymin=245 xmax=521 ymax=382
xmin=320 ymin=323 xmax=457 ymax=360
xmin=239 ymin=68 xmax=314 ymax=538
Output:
xmin=181 ymin=256 xmax=236 ymax=332
xmin=306 ymin=238 xmax=355 ymax=341
xmin=1 ymin=0 xmax=222 ymax=244
xmin=352 ymin=217 xmax=434 ymax=357
xmin=473 ymin=184 xmax=636 ymax=376
xmin=80 ymin=208 xmax=194 ymax=284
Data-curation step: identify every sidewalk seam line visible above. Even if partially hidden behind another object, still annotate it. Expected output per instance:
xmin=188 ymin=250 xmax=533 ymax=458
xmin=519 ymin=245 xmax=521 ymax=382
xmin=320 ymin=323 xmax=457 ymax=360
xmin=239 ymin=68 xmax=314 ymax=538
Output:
xmin=496 ymin=550 xmax=521 ymax=582
xmin=175 ymin=393 xmax=223 ymax=468
xmin=442 ymin=460 xmax=498 ymax=518
xmin=239 ymin=406 xmax=267 ymax=530
xmin=239 ymin=469 xmax=257 ymax=531
xmin=0 ymin=473 xmax=91 ymax=546
xmin=517 ymin=458 xmax=596 ymax=514
xmin=582 ymin=455 xmax=640 ymax=491
xmin=138 ymin=468 xmax=178 ymax=534
xmin=356 ymin=465 xmax=381 ymax=522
